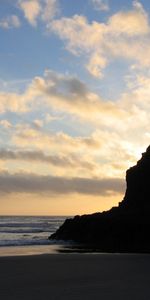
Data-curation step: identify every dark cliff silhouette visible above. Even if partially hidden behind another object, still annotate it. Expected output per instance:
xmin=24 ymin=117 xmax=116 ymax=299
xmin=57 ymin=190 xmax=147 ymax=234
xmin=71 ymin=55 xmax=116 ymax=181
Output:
xmin=49 ymin=146 xmax=150 ymax=252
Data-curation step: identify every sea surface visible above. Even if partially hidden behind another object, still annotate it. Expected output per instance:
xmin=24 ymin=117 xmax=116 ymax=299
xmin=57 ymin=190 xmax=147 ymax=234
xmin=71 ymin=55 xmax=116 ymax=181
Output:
xmin=0 ymin=216 xmax=70 ymax=256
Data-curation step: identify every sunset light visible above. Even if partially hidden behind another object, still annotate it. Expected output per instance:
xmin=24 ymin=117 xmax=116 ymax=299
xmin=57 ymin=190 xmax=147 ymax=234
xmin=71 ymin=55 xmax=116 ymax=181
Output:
xmin=0 ymin=0 xmax=150 ymax=215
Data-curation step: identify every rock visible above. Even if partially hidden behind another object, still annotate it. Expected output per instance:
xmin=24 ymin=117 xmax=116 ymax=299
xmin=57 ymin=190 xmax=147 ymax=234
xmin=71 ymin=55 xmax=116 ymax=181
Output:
xmin=49 ymin=146 xmax=150 ymax=252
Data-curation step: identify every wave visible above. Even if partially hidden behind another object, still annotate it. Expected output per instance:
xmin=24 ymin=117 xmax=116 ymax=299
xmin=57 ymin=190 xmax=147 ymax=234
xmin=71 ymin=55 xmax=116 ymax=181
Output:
xmin=0 ymin=239 xmax=54 ymax=247
xmin=0 ymin=238 xmax=67 ymax=247
xmin=0 ymin=216 xmax=67 ymax=248
xmin=0 ymin=229 xmax=46 ymax=234
xmin=0 ymin=222 xmax=51 ymax=227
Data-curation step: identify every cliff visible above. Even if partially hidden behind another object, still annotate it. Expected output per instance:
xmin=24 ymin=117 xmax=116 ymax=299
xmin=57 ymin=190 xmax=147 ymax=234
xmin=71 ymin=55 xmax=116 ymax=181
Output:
xmin=49 ymin=146 xmax=150 ymax=252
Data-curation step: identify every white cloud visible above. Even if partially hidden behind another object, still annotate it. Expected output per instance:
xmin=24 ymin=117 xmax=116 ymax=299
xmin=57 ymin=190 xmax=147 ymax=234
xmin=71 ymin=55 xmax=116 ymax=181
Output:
xmin=33 ymin=119 xmax=43 ymax=129
xmin=86 ymin=52 xmax=107 ymax=78
xmin=41 ymin=0 xmax=59 ymax=23
xmin=108 ymin=4 xmax=149 ymax=36
xmin=12 ymin=127 xmax=101 ymax=154
xmin=0 ymin=15 xmax=21 ymax=29
xmin=92 ymin=0 xmax=109 ymax=11
xmin=18 ymin=0 xmax=41 ymax=26
xmin=51 ymin=2 xmax=150 ymax=77
xmin=0 ymin=70 xmax=121 ymax=120
xmin=30 ymin=70 xmax=126 ymax=124
xmin=18 ymin=0 xmax=59 ymax=26
xmin=45 ymin=113 xmax=60 ymax=123
xmin=133 ymin=0 xmax=145 ymax=11
xmin=0 ymin=85 xmax=37 ymax=113
xmin=0 ymin=120 xmax=13 ymax=129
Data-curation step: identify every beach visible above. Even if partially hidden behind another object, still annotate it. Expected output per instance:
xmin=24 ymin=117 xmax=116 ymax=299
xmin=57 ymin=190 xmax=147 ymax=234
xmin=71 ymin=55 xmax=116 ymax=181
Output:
xmin=0 ymin=253 xmax=150 ymax=300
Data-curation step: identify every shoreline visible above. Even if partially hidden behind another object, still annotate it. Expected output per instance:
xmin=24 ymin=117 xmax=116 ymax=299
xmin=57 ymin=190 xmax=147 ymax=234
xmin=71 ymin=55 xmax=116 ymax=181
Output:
xmin=1 ymin=253 xmax=150 ymax=300
xmin=0 ymin=244 xmax=66 ymax=257
xmin=1 ymin=243 xmax=150 ymax=257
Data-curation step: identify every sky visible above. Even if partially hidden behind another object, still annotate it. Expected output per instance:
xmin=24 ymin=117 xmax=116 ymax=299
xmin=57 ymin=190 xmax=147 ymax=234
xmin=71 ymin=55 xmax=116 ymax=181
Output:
xmin=0 ymin=0 xmax=150 ymax=215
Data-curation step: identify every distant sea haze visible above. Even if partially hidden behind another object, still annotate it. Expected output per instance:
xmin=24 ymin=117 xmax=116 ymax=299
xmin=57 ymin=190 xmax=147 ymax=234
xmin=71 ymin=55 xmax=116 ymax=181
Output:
xmin=0 ymin=216 xmax=66 ymax=247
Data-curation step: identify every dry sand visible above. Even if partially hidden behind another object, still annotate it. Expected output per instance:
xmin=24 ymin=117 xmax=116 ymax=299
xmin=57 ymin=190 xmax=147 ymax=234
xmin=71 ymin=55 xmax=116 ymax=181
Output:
xmin=0 ymin=253 xmax=150 ymax=300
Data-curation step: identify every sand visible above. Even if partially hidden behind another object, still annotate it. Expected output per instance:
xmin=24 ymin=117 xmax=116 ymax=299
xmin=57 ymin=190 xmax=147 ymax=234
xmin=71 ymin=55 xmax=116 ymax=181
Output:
xmin=0 ymin=253 xmax=150 ymax=300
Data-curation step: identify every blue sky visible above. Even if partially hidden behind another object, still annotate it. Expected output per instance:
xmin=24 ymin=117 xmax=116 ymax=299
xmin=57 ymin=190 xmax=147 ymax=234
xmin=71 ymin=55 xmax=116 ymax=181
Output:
xmin=0 ymin=1 xmax=140 ymax=79
xmin=0 ymin=1 xmax=146 ymax=89
xmin=0 ymin=0 xmax=150 ymax=215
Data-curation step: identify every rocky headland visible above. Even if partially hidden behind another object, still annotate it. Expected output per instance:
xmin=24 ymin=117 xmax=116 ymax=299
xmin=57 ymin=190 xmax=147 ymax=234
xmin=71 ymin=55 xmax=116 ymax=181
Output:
xmin=49 ymin=146 xmax=150 ymax=252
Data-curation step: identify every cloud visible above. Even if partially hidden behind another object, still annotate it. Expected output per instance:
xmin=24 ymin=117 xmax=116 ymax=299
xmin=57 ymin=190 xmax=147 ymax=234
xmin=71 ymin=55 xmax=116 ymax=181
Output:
xmin=86 ymin=53 xmax=107 ymax=78
xmin=0 ymin=171 xmax=124 ymax=196
xmin=0 ymin=69 xmax=120 ymax=118
xmin=30 ymin=70 xmax=126 ymax=122
xmin=0 ymin=69 xmax=126 ymax=121
xmin=10 ymin=122 xmax=148 ymax=179
xmin=133 ymin=0 xmax=146 ymax=11
xmin=0 ymin=120 xmax=13 ymax=129
xmin=0 ymin=69 xmax=150 ymax=180
xmin=45 ymin=113 xmax=60 ymax=123
xmin=0 ymin=15 xmax=21 ymax=29
xmin=18 ymin=0 xmax=41 ymax=26
xmin=0 ymin=149 xmax=96 ymax=171
xmin=32 ymin=119 xmax=43 ymax=129
xmin=1 ymin=1 xmax=150 ymax=213
xmin=108 ymin=4 xmax=149 ymax=36
xmin=18 ymin=0 xmax=59 ymax=26
xmin=0 ymin=92 xmax=28 ymax=113
xmin=0 ymin=79 xmax=42 ymax=113
xmin=12 ymin=127 xmax=101 ymax=154
xmin=41 ymin=0 xmax=59 ymax=23
xmin=51 ymin=2 xmax=150 ymax=77
xmin=91 ymin=0 xmax=109 ymax=11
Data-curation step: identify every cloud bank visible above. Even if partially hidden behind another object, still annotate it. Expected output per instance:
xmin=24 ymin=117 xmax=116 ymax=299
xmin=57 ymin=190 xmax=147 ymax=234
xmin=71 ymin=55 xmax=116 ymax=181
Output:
xmin=0 ymin=171 xmax=124 ymax=196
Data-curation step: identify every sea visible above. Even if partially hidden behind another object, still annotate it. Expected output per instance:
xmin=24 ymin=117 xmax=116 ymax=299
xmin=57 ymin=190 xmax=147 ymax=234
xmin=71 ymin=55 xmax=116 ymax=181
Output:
xmin=0 ymin=216 xmax=70 ymax=256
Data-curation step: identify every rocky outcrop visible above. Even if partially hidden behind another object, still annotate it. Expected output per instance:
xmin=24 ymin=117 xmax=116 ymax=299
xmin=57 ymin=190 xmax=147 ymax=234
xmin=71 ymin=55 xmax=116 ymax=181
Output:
xmin=49 ymin=146 xmax=150 ymax=252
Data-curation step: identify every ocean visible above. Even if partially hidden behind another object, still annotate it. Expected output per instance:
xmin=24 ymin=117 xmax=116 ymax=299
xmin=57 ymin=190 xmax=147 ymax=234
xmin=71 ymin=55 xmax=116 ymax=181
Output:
xmin=0 ymin=216 xmax=69 ymax=256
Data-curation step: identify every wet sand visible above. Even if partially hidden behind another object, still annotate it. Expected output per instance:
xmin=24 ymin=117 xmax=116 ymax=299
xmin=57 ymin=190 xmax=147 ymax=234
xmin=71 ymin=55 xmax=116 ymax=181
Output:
xmin=0 ymin=253 xmax=150 ymax=300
